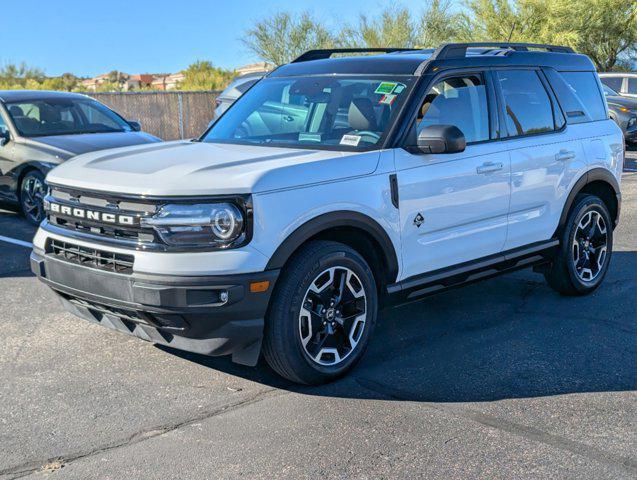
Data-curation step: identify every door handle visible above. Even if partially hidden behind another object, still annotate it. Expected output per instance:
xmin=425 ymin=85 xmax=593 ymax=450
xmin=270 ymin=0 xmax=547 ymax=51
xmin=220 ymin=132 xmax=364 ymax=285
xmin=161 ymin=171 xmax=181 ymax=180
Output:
xmin=555 ymin=149 xmax=576 ymax=161
xmin=476 ymin=162 xmax=503 ymax=174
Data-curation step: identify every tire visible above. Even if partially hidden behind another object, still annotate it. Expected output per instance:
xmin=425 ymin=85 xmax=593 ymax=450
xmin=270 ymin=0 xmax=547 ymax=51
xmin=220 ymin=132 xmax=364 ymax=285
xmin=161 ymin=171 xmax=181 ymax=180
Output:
xmin=263 ymin=240 xmax=378 ymax=385
xmin=19 ymin=170 xmax=47 ymax=225
xmin=544 ymin=194 xmax=613 ymax=296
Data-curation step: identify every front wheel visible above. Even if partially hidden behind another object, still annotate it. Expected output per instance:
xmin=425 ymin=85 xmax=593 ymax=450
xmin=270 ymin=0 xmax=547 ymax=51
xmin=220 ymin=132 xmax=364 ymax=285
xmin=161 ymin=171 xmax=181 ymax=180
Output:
xmin=263 ymin=241 xmax=378 ymax=385
xmin=20 ymin=170 xmax=47 ymax=225
xmin=544 ymin=194 xmax=613 ymax=296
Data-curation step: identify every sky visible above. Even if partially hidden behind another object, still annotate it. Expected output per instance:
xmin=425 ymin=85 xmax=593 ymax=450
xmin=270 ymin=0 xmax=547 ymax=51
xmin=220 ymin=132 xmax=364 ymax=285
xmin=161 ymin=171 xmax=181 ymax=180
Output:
xmin=3 ymin=0 xmax=426 ymax=77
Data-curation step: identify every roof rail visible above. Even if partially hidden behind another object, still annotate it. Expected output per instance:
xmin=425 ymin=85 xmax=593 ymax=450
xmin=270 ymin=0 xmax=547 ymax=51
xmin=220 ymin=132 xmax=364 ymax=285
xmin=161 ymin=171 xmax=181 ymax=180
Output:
xmin=431 ymin=42 xmax=575 ymax=60
xmin=292 ymin=48 xmax=418 ymax=63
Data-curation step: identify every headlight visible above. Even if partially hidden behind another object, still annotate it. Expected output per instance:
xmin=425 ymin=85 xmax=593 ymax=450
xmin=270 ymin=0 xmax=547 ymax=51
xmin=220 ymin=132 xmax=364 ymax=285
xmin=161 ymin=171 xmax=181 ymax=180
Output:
xmin=141 ymin=203 xmax=246 ymax=248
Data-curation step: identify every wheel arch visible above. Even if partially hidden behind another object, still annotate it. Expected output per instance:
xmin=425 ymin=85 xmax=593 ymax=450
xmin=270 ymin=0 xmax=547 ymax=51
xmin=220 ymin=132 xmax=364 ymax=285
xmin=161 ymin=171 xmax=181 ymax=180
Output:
xmin=555 ymin=168 xmax=620 ymax=236
xmin=265 ymin=211 xmax=400 ymax=288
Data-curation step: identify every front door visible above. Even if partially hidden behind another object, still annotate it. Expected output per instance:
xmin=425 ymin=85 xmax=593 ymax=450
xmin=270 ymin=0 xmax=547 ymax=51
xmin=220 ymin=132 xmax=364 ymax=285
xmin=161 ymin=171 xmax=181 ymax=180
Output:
xmin=395 ymin=72 xmax=511 ymax=280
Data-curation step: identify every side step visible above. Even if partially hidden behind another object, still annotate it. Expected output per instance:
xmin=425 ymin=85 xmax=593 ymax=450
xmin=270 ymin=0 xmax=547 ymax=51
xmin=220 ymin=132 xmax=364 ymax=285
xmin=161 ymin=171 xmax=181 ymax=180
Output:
xmin=387 ymin=239 xmax=558 ymax=302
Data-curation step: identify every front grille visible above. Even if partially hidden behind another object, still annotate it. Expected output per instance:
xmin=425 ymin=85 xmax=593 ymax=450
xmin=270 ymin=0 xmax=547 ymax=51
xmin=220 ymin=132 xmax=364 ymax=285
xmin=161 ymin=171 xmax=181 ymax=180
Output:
xmin=45 ymin=187 xmax=161 ymax=248
xmin=48 ymin=239 xmax=134 ymax=274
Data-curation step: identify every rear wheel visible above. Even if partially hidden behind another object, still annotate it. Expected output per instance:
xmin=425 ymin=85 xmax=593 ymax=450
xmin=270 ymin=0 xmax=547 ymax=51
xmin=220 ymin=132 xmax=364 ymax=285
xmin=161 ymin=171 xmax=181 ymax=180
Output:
xmin=263 ymin=240 xmax=377 ymax=385
xmin=544 ymin=194 xmax=613 ymax=296
xmin=20 ymin=170 xmax=47 ymax=225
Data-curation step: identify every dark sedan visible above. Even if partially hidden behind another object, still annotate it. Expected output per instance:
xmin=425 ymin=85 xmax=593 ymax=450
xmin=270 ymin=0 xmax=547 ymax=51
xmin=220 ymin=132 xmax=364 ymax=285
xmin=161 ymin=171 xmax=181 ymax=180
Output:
xmin=0 ymin=90 xmax=161 ymax=223
xmin=602 ymin=84 xmax=637 ymax=144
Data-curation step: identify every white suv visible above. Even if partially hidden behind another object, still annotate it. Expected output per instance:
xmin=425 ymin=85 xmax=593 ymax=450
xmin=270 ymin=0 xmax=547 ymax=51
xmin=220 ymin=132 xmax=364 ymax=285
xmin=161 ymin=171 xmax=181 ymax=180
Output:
xmin=31 ymin=43 xmax=624 ymax=384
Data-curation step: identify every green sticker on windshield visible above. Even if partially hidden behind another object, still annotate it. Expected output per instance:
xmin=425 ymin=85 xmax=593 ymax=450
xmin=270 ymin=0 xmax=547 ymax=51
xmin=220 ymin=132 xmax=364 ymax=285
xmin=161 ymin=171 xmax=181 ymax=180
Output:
xmin=375 ymin=82 xmax=398 ymax=95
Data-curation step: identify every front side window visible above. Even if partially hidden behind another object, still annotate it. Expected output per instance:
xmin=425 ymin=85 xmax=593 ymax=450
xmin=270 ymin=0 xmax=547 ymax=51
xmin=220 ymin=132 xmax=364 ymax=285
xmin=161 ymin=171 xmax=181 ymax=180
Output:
xmin=600 ymin=76 xmax=623 ymax=92
xmin=497 ymin=70 xmax=555 ymax=137
xmin=560 ymin=72 xmax=606 ymax=121
xmin=203 ymin=75 xmax=416 ymax=151
xmin=417 ymin=74 xmax=490 ymax=143
xmin=5 ymin=98 xmax=132 ymax=137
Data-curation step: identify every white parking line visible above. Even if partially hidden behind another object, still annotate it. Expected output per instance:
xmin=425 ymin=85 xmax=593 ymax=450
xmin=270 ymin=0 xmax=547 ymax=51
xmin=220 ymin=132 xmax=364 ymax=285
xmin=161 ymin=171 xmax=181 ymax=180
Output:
xmin=0 ymin=235 xmax=33 ymax=249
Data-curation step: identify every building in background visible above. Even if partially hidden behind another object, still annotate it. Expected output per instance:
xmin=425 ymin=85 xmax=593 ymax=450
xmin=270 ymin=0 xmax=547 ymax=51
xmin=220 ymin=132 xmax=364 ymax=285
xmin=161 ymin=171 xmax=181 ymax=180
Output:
xmin=235 ymin=62 xmax=274 ymax=76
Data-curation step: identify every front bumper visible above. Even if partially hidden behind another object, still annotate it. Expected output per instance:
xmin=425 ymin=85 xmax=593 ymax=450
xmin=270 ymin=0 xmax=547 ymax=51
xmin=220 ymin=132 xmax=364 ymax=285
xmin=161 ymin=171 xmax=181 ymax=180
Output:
xmin=31 ymin=250 xmax=279 ymax=366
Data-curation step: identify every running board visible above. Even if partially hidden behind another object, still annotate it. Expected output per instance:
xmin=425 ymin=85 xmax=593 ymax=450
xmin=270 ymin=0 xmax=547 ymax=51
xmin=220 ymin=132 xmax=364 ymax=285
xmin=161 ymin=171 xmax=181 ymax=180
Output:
xmin=387 ymin=239 xmax=559 ymax=301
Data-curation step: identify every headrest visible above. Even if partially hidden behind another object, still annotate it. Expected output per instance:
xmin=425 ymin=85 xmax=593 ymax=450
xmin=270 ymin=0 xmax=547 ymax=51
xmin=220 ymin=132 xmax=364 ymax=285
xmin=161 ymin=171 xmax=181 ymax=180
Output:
xmin=40 ymin=105 xmax=61 ymax=123
xmin=9 ymin=105 xmax=24 ymax=117
xmin=348 ymin=98 xmax=378 ymax=132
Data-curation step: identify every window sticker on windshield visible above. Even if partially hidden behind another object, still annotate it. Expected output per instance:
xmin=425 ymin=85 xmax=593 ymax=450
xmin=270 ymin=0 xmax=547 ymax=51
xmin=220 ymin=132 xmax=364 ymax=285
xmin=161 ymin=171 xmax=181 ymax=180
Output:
xmin=340 ymin=134 xmax=362 ymax=146
xmin=393 ymin=84 xmax=406 ymax=94
xmin=375 ymin=82 xmax=398 ymax=95
xmin=379 ymin=94 xmax=397 ymax=105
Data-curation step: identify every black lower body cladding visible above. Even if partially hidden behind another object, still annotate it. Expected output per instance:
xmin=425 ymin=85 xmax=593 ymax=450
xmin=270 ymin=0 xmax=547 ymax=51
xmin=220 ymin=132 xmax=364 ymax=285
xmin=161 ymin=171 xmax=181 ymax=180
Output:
xmin=30 ymin=251 xmax=279 ymax=366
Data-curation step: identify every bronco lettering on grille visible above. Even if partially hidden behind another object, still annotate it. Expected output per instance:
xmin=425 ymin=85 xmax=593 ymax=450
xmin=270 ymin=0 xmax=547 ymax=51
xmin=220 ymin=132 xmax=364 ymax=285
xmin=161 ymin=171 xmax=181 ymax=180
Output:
xmin=48 ymin=202 xmax=136 ymax=226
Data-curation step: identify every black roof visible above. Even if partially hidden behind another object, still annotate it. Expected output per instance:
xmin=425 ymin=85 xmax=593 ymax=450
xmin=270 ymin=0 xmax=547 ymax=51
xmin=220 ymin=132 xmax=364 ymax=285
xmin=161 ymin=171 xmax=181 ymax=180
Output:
xmin=269 ymin=43 xmax=596 ymax=78
xmin=0 ymin=90 xmax=89 ymax=103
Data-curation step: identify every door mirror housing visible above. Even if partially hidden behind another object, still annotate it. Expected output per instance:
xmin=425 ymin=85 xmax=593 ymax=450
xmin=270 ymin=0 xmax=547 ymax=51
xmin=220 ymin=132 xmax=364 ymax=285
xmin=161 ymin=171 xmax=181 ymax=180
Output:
xmin=410 ymin=125 xmax=466 ymax=154
xmin=127 ymin=120 xmax=142 ymax=132
xmin=0 ymin=129 xmax=10 ymax=147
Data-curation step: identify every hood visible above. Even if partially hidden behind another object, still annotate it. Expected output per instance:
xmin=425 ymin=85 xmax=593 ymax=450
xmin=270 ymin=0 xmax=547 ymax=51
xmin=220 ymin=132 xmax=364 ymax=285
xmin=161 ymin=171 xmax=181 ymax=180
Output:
xmin=46 ymin=141 xmax=381 ymax=196
xmin=606 ymin=95 xmax=637 ymax=110
xmin=24 ymin=131 xmax=161 ymax=158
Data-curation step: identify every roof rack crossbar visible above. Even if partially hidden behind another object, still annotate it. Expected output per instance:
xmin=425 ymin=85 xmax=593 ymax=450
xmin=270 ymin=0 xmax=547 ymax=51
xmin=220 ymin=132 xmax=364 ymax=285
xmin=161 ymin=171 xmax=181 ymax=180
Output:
xmin=431 ymin=42 xmax=575 ymax=60
xmin=292 ymin=48 xmax=419 ymax=63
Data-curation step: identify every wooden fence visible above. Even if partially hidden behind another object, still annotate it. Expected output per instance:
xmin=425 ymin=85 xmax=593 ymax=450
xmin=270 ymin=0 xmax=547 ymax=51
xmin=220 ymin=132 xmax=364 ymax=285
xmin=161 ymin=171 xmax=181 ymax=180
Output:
xmin=89 ymin=91 xmax=220 ymax=141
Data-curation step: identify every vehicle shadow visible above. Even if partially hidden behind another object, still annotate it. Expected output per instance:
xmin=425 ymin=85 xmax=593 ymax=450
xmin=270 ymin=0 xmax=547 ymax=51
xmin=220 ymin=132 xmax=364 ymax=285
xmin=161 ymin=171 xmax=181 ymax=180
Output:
xmin=159 ymin=250 xmax=637 ymax=403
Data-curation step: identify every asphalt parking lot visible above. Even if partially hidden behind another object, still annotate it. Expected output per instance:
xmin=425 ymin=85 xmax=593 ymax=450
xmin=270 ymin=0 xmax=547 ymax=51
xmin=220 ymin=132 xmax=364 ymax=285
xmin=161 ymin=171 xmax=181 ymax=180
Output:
xmin=0 ymin=151 xmax=636 ymax=480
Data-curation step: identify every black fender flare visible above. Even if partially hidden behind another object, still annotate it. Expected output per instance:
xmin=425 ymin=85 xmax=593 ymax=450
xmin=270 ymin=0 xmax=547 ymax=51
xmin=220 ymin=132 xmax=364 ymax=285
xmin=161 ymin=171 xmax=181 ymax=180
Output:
xmin=265 ymin=210 xmax=400 ymax=282
xmin=556 ymin=167 xmax=621 ymax=234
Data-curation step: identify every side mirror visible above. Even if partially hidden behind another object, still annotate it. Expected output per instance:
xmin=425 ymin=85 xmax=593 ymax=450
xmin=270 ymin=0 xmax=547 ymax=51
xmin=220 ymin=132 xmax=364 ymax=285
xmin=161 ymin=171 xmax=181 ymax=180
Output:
xmin=127 ymin=120 xmax=142 ymax=132
xmin=0 ymin=129 xmax=10 ymax=147
xmin=412 ymin=125 xmax=466 ymax=154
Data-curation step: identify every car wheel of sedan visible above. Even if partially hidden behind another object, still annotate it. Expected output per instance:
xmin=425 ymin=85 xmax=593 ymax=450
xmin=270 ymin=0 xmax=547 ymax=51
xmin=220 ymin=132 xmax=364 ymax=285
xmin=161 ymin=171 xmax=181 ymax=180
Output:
xmin=20 ymin=170 xmax=47 ymax=225
xmin=263 ymin=240 xmax=377 ymax=385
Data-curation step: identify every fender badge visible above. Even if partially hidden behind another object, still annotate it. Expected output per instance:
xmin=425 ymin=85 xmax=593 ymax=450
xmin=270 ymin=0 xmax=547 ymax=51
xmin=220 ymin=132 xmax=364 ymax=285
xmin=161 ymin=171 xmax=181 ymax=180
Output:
xmin=413 ymin=213 xmax=424 ymax=228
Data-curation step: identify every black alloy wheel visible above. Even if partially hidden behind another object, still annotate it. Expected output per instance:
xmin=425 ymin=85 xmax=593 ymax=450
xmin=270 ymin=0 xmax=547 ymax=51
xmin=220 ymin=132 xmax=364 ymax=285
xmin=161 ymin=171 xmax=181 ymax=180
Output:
xmin=20 ymin=170 xmax=47 ymax=225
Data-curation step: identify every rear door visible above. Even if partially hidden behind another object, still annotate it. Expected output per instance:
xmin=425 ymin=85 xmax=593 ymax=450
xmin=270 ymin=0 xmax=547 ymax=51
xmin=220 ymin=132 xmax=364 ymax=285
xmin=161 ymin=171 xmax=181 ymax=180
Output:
xmin=494 ymin=69 xmax=587 ymax=250
xmin=395 ymin=71 xmax=511 ymax=279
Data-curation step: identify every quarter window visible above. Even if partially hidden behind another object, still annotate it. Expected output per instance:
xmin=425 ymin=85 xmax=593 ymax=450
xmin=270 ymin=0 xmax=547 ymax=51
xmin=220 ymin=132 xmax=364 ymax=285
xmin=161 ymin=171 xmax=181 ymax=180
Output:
xmin=417 ymin=74 xmax=490 ymax=143
xmin=560 ymin=72 xmax=607 ymax=121
xmin=497 ymin=70 xmax=555 ymax=137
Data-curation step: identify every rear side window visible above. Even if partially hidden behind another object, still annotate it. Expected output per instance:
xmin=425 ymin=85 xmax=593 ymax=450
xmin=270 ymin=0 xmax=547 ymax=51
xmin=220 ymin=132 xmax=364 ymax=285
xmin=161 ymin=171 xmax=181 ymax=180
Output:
xmin=560 ymin=72 xmax=606 ymax=121
xmin=628 ymin=78 xmax=637 ymax=94
xmin=600 ymin=76 xmax=623 ymax=91
xmin=497 ymin=70 xmax=555 ymax=137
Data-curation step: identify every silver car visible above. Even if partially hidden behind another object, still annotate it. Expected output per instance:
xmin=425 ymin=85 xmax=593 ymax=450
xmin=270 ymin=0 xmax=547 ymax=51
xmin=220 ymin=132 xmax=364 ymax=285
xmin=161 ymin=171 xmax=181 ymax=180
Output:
xmin=0 ymin=90 xmax=161 ymax=224
xmin=213 ymin=72 xmax=266 ymax=119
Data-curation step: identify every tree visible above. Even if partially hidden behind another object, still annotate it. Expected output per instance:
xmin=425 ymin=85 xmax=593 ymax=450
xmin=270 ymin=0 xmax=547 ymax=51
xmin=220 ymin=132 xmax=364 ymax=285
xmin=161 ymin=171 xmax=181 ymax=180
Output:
xmin=417 ymin=0 xmax=462 ymax=48
xmin=459 ymin=0 xmax=636 ymax=71
xmin=243 ymin=12 xmax=336 ymax=65
xmin=179 ymin=61 xmax=236 ymax=91
xmin=341 ymin=6 xmax=417 ymax=48
xmin=568 ymin=0 xmax=637 ymax=71
xmin=0 ymin=63 xmax=45 ymax=89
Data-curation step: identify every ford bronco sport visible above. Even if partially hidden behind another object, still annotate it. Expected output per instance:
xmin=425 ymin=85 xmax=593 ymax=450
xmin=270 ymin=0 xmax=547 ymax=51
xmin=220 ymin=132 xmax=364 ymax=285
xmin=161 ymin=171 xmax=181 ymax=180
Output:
xmin=31 ymin=43 xmax=623 ymax=385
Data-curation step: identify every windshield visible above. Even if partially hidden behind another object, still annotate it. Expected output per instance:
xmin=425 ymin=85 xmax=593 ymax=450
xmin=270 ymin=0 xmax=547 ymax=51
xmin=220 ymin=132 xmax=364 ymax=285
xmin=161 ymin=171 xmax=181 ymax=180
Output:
xmin=602 ymin=84 xmax=619 ymax=96
xmin=5 ymin=97 xmax=132 ymax=137
xmin=203 ymin=75 xmax=416 ymax=150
